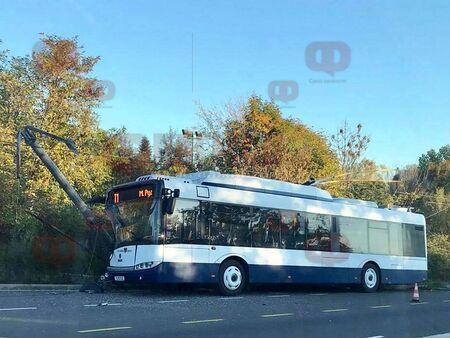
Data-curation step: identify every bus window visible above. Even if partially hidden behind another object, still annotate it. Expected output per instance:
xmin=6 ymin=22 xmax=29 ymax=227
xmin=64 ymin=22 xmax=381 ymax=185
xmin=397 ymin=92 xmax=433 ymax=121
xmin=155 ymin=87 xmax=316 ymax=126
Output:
xmin=208 ymin=203 xmax=251 ymax=246
xmin=250 ymin=208 xmax=281 ymax=248
xmin=280 ymin=210 xmax=302 ymax=249
xmin=306 ymin=214 xmax=332 ymax=251
xmin=402 ymin=224 xmax=426 ymax=257
xmin=165 ymin=199 xmax=202 ymax=244
xmin=389 ymin=222 xmax=403 ymax=256
xmin=337 ymin=216 xmax=368 ymax=253
xmin=368 ymin=221 xmax=389 ymax=255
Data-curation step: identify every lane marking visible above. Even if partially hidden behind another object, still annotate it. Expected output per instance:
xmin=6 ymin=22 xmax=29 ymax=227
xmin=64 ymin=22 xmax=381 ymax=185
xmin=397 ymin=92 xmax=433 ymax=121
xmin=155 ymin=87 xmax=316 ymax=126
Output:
xmin=410 ymin=302 xmax=429 ymax=305
xmin=219 ymin=297 xmax=243 ymax=300
xmin=310 ymin=293 xmax=328 ymax=296
xmin=157 ymin=299 xmax=188 ymax=304
xmin=365 ymin=336 xmax=384 ymax=338
xmin=182 ymin=319 xmax=223 ymax=324
xmin=0 ymin=290 xmax=78 ymax=292
xmin=0 ymin=316 xmax=75 ymax=325
xmin=78 ymin=326 xmax=132 ymax=333
xmin=421 ymin=333 xmax=450 ymax=338
xmin=267 ymin=294 xmax=289 ymax=298
xmin=261 ymin=313 xmax=294 ymax=318
xmin=83 ymin=303 xmax=122 ymax=307
xmin=443 ymin=300 xmax=450 ymax=303
xmin=322 ymin=308 xmax=348 ymax=313
xmin=0 ymin=307 xmax=37 ymax=311
xmin=371 ymin=305 xmax=392 ymax=309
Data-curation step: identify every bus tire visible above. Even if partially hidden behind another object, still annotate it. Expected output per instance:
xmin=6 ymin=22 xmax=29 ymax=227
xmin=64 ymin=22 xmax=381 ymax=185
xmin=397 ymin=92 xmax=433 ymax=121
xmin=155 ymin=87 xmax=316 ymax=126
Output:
xmin=361 ymin=263 xmax=380 ymax=292
xmin=218 ymin=259 xmax=246 ymax=296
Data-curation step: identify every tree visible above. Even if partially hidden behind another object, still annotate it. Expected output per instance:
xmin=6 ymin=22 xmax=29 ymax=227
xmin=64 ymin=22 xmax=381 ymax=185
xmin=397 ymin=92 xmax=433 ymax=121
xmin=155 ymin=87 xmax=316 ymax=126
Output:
xmin=0 ymin=35 xmax=111 ymax=208
xmin=157 ymin=129 xmax=193 ymax=175
xmin=418 ymin=145 xmax=450 ymax=193
xmin=197 ymin=95 xmax=340 ymax=184
xmin=134 ymin=136 xmax=156 ymax=177
xmin=335 ymin=160 xmax=392 ymax=206
xmin=0 ymin=35 xmax=113 ymax=282
xmin=330 ymin=121 xmax=370 ymax=173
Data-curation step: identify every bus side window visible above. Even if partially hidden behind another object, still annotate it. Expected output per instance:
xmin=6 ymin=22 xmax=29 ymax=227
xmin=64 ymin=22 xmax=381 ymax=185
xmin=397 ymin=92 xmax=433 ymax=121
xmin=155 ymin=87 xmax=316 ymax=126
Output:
xmin=280 ymin=210 xmax=302 ymax=249
xmin=296 ymin=213 xmax=307 ymax=249
xmin=306 ymin=214 xmax=332 ymax=251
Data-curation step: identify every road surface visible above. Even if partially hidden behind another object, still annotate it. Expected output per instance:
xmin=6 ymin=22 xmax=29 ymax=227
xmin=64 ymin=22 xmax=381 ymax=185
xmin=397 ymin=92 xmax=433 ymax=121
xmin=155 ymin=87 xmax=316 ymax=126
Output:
xmin=0 ymin=285 xmax=449 ymax=338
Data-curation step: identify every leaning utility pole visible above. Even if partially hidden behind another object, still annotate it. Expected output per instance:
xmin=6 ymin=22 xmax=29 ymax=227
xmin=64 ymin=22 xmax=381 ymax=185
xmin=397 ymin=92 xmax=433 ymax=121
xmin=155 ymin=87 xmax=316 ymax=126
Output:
xmin=16 ymin=126 xmax=111 ymax=243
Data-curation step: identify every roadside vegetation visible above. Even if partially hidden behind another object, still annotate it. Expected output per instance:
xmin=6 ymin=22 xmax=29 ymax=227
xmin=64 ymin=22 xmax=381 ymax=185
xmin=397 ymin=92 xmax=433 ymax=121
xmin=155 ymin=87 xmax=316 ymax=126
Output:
xmin=0 ymin=35 xmax=448 ymax=285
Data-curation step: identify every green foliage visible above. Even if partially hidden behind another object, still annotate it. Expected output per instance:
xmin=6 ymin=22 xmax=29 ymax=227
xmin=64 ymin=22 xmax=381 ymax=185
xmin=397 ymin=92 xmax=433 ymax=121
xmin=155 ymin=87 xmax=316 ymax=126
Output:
xmin=418 ymin=145 xmax=450 ymax=193
xmin=157 ymin=129 xmax=193 ymax=175
xmin=198 ymin=95 xmax=340 ymax=183
xmin=330 ymin=121 xmax=370 ymax=172
xmin=427 ymin=234 xmax=450 ymax=282
xmin=0 ymin=35 xmax=111 ymax=283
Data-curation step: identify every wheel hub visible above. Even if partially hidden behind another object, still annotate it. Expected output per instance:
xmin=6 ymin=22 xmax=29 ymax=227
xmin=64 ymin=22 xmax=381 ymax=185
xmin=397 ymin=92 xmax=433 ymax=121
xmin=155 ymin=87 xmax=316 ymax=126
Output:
xmin=223 ymin=266 xmax=242 ymax=291
xmin=364 ymin=268 xmax=377 ymax=288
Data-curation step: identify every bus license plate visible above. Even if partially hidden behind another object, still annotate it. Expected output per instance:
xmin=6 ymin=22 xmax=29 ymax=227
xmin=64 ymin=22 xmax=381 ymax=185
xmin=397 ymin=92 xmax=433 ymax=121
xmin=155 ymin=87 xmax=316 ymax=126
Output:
xmin=114 ymin=276 xmax=125 ymax=282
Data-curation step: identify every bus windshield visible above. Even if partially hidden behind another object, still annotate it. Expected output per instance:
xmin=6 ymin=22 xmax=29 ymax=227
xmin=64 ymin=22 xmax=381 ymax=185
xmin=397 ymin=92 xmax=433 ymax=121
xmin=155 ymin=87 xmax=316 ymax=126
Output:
xmin=106 ymin=184 xmax=161 ymax=246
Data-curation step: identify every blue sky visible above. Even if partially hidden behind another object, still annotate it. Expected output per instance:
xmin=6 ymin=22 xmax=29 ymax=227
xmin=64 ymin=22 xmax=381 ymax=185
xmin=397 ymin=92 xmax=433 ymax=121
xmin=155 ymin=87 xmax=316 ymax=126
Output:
xmin=1 ymin=0 xmax=449 ymax=168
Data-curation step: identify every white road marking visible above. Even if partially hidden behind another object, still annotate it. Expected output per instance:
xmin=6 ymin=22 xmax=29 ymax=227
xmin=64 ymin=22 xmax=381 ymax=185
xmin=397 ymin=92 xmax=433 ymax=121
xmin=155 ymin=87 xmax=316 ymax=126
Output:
xmin=421 ymin=333 xmax=450 ymax=338
xmin=157 ymin=299 xmax=188 ymax=304
xmin=443 ymin=300 xmax=450 ymax=303
xmin=365 ymin=336 xmax=384 ymax=338
xmin=322 ymin=308 xmax=348 ymax=313
xmin=78 ymin=326 xmax=132 ymax=333
xmin=0 ymin=307 xmax=37 ymax=311
xmin=310 ymin=293 xmax=328 ymax=296
xmin=0 ymin=317 xmax=75 ymax=325
xmin=0 ymin=290 xmax=78 ymax=292
xmin=371 ymin=305 xmax=392 ymax=309
xmin=410 ymin=302 xmax=429 ymax=305
xmin=219 ymin=297 xmax=244 ymax=300
xmin=83 ymin=303 xmax=121 ymax=307
xmin=261 ymin=313 xmax=294 ymax=318
xmin=267 ymin=294 xmax=289 ymax=298
xmin=182 ymin=319 xmax=223 ymax=324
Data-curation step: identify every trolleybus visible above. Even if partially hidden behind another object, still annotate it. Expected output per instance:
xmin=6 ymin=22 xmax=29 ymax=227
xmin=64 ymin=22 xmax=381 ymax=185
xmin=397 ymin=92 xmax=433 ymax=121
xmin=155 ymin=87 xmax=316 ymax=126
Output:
xmin=105 ymin=171 xmax=427 ymax=295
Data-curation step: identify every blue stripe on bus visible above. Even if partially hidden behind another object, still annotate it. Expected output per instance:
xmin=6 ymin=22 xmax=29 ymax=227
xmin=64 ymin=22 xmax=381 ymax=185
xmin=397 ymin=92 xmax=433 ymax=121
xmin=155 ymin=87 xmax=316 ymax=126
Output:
xmin=107 ymin=263 xmax=427 ymax=285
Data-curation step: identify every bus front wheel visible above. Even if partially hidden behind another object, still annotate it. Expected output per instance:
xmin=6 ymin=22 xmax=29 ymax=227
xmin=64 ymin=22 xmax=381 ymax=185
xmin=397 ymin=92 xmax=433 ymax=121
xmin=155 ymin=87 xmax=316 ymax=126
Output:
xmin=218 ymin=259 xmax=246 ymax=296
xmin=361 ymin=263 xmax=380 ymax=292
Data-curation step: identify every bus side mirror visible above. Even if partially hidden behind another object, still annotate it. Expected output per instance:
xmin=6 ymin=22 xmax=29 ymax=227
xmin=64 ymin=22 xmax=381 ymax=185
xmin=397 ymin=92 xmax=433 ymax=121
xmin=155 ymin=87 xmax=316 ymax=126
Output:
xmin=163 ymin=189 xmax=179 ymax=214
xmin=165 ymin=197 xmax=176 ymax=215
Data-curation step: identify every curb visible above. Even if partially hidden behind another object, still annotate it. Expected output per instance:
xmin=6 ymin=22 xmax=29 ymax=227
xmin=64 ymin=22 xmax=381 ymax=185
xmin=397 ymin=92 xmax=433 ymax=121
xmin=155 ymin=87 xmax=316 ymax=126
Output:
xmin=0 ymin=284 xmax=81 ymax=291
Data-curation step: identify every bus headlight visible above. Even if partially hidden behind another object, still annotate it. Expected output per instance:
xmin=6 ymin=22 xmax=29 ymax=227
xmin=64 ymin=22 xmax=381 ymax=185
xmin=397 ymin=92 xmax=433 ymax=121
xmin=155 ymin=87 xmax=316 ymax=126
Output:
xmin=134 ymin=261 xmax=161 ymax=270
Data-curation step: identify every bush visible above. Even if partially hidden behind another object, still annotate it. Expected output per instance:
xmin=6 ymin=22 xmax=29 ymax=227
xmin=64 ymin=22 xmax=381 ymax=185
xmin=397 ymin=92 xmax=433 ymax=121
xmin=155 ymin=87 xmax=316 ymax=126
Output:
xmin=427 ymin=234 xmax=450 ymax=282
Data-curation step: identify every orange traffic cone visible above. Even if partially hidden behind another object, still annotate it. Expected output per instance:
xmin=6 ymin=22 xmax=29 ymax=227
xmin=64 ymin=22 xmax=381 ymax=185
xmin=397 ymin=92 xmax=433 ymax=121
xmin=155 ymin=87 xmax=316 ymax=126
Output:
xmin=411 ymin=283 xmax=420 ymax=302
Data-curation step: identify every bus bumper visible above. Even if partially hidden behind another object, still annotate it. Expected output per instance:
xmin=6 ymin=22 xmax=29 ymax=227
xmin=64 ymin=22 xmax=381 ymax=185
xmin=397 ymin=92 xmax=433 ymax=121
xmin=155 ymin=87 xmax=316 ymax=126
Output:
xmin=106 ymin=262 xmax=219 ymax=284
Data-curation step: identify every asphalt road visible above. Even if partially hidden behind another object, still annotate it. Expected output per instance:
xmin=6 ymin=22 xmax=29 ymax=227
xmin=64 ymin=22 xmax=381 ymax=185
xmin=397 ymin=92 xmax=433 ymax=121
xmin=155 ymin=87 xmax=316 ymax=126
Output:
xmin=0 ymin=285 xmax=449 ymax=338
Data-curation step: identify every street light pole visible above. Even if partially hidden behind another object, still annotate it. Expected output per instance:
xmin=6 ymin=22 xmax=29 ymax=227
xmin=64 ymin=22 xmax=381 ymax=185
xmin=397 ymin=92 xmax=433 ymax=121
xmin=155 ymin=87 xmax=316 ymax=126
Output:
xmin=182 ymin=129 xmax=203 ymax=169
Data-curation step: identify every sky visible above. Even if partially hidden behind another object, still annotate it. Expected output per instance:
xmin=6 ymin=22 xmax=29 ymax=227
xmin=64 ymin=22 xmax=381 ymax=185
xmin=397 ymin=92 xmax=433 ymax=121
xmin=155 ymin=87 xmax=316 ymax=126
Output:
xmin=1 ymin=0 xmax=449 ymax=168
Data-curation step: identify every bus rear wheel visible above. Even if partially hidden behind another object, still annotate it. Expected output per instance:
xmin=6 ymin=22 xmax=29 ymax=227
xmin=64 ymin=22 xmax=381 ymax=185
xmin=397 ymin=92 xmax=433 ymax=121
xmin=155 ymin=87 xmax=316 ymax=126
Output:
xmin=218 ymin=259 xmax=246 ymax=296
xmin=361 ymin=263 xmax=380 ymax=292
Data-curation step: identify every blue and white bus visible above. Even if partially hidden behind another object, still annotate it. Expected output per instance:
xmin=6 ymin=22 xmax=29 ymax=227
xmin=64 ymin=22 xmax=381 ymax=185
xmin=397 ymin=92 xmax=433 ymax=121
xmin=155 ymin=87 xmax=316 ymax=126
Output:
xmin=105 ymin=171 xmax=427 ymax=295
